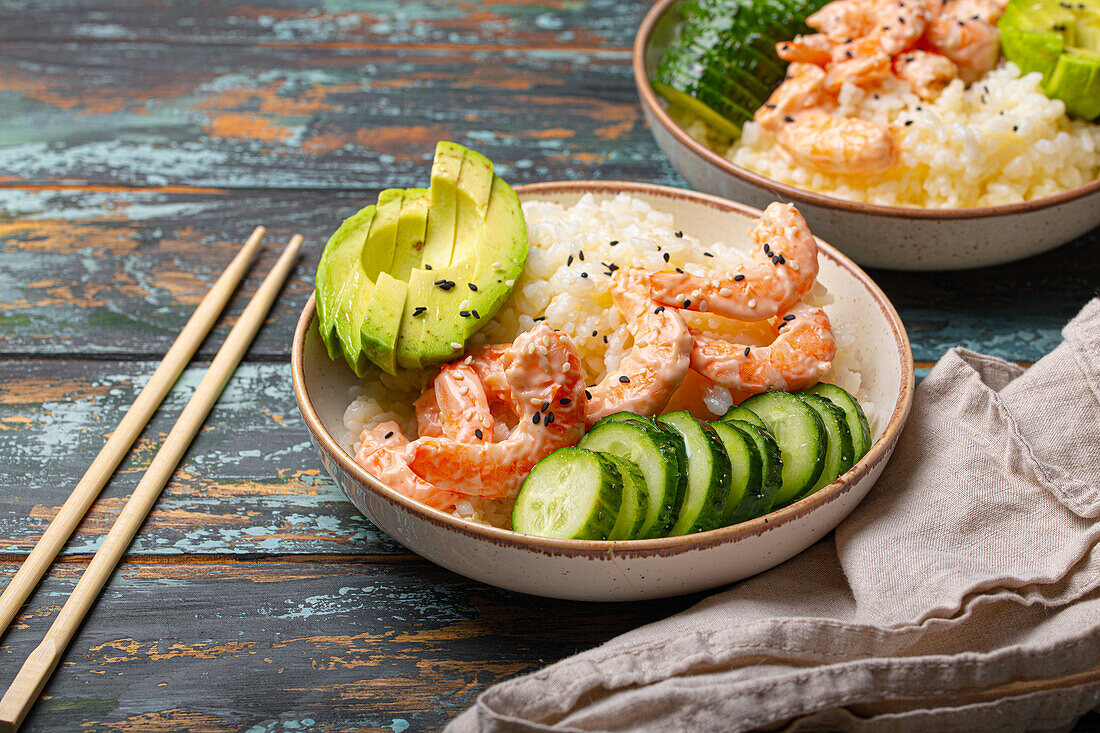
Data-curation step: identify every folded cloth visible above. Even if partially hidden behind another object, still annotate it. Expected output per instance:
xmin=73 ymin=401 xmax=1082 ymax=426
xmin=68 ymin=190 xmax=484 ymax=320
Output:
xmin=448 ymin=298 xmax=1100 ymax=733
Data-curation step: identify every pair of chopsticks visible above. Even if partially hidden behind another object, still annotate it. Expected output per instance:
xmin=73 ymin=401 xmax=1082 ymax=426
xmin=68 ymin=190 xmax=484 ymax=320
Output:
xmin=0 ymin=227 xmax=302 ymax=732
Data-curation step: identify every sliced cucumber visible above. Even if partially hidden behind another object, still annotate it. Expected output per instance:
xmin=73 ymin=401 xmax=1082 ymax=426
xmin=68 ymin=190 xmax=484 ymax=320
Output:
xmin=656 ymin=411 xmax=731 ymax=535
xmin=600 ymin=453 xmax=650 ymax=541
xmin=720 ymin=405 xmax=766 ymax=429
xmin=739 ymin=392 xmax=825 ymax=506
xmin=802 ymin=383 xmax=871 ymax=460
xmin=727 ymin=419 xmax=782 ymax=515
xmin=579 ymin=420 xmax=687 ymax=539
xmin=797 ymin=394 xmax=854 ymax=498
xmin=512 ymin=448 xmax=622 ymax=540
xmin=595 ymin=411 xmax=661 ymax=429
xmin=709 ymin=421 xmax=763 ymax=525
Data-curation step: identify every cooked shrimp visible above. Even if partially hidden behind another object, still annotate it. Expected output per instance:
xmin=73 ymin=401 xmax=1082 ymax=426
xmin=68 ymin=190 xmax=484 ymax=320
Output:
xmin=586 ymin=267 xmax=693 ymax=426
xmin=807 ymin=0 xmax=932 ymax=53
xmin=648 ymin=202 xmax=820 ymax=322
xmin=924 ymin=0 xmax=1002 ymax=83
xmin=755 ymin=65 xmax=898 ymax=175
xmin=404 ymin=324 xmax=588 ymax=499
xmin=430 ymin=363 xmax=493 ymax=443
xmin=893 ymin=49 xmax=958 ymax=98
xmin=777 ymin=33 xmax=836 ymax=66
xmin=690 ymin=301 xmax=837 ymax=393
xmin=823 ymin=36 xmax=894 ymax=92
xmin=355 ymin=423 xmax=468 ymax=512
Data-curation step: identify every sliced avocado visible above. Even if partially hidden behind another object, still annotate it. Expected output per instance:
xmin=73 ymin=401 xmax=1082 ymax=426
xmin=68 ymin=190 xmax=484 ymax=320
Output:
xmin=404 ymin=172 xmax=527 ymax=366
xmin=315 ymin=205 xmax=375 ymax=360
xmin=420 ymin=142 xmax=465 ymax=267
xmin=449 ymin=148 xmax=495 ymax=267
xmin=1000 ymin=0 xmax=1100 ymax=119
xmin=390 ymin=188 xmax=430 ymax=282
xmin=359 ymin=271 xmax=408 ymax=376
xmin=333 ymin=190 xmax=402 ymax=375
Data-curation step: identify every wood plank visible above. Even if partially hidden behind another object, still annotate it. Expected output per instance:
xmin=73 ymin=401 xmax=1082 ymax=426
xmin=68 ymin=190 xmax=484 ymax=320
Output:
xmin=0 ymin=559 xmax=701 ymax=731
xmin=2 ymin=188 xmax=1096 ymax=363
xmin=0 ymin=360 xmax=404 ymax=555
xmin=0 ymin=0 xmax=645 ymax=49
xmin=0 ymin=39 xmax=660 ymax=190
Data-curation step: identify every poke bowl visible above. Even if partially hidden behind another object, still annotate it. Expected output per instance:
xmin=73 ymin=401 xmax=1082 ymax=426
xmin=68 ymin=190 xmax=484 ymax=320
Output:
xmin=633 ymin=0 xmax=1100 ymax=271
xmin=291 ymin=179 xmax=915 ymax=601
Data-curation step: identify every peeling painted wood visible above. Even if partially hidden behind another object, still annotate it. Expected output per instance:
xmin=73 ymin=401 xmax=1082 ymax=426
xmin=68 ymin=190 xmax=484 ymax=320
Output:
xmin=1 ymin=559 xmax=701 ymax=732
xmin=0 ymin=360 xmax=403 ymax=555
xmin=0 ymin=0 xmax=646 ymax=50
xmin=0 ymin=39 xmax=664 ymax=190
xmin=1 ymin=187 xmax=1097 ymax=363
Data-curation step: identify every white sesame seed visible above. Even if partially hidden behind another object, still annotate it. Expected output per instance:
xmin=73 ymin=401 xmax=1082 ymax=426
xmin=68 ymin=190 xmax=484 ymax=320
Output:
xmin=460 ymin=299 xmax=469 ymax=309
xmin=530 ymin=397 xmax=542 ymax=406
xmin=561 ymin=361 xmax=571 ymax=373
xmin=748 ymin=299 xmax=757 ymax=308
xmin=450 ymin=342 xmax=462 ymax=349
xmin=505 ymin=279 xmax=515 ymax=287
xmin=719 ymin=287 xmax=732 ymax=297
xmin=699 ymin=300 xmax=708 ymax=312
xmin=789 ymin=262 xmax=800 ymax=271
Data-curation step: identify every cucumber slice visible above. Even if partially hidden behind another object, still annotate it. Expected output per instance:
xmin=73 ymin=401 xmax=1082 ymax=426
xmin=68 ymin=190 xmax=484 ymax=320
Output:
xmin=710 ymin=421 xmax=764 ymax=524
xmin=656 ymin=411 xmax=731 ymax=535
xmin=739 ymin=392 xmax=826 ymax=506
xmin=600 ymin=453 xmax=651 ymax=541
xmin=801 ymin=383 xmax=871 ymax=460
xmin=797 ymin=394 xmax=854 ymax=497
xmin=727 ymin=420 xmax=782 ymax=515
xmin=720 ymin=405 xmax=766 ymax=429
xmin=595 ymin=412 xmax=661 ymax=429
xmin=579 ymin=420 xmax=687 ymax=539
xmin=512 ymin=448 xmax=622 ymax=540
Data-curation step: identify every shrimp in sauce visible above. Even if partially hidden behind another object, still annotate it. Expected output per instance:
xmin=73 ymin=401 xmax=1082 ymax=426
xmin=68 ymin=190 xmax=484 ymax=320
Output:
xmin=690 ymin=301 xmax=837 ymax=394
xmin=648 ymin=202 xmax=821 ymax=322
xmin=586 ymin=267 xmax=694 ymax=426
xmin=355 ymin=423 xmax=469 ymax=512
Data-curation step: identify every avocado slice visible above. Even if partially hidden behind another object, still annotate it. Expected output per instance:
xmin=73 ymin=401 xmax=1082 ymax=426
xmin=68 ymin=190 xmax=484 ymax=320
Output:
xmin=390 ymin=188 xmax=430 ymax=282
xmin=420 ymin=142 xmax=465 ymax=268
xmin=360 ymin=272 xmax=409 ymax=376
xmin=334 ymin=189 xmax=403 ymax=376
xmin=315 ymin=205 xmax=375 ymax=361
xmin=999 ymin=0 xmax=1100 ymax=119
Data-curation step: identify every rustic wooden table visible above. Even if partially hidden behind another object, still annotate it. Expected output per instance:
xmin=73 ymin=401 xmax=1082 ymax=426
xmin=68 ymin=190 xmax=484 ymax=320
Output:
xmin=1 ymin=1 xmax=1098 ymax=730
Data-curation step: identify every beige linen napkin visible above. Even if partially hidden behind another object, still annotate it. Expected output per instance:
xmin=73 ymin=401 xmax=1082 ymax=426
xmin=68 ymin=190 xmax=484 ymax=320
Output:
xmin=448 ymin=298 xmax=1100 ymax=733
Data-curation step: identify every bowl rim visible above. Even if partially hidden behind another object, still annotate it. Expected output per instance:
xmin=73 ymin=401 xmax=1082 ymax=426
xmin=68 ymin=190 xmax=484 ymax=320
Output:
xmin=291 ymin=180 xmax=916 ymax=559
xmin=632 ymin=0 xmax=1100 ymax=221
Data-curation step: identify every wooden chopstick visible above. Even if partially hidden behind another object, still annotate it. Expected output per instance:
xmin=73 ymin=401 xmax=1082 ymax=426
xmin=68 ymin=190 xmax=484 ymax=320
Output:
xmin=0 ymin=234 xmax=303 ymax=733
xmin=0 ymin=225 xmax=266 ymax=637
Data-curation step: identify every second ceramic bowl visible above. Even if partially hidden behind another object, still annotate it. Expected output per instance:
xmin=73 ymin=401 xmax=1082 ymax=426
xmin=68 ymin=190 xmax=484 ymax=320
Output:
xmin=292 ymin=182 xmax=915 ymax=601
xmin=633 ymin=0 xmax=1100 ymax=271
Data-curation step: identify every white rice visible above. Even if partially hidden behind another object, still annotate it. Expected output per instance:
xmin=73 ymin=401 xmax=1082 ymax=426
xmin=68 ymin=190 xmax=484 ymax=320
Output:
xmin=341 ymin=194 xmax=867 ymax=527
xmin=673 ymin=63 xmax=1100 ymax=208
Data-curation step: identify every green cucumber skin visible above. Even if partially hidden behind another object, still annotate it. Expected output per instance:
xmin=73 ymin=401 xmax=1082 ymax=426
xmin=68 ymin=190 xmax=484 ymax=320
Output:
xmin=709 ymin=421 xmax=764 ymax=525
xmin=797 ymin=394 xmax=854 ymax=498
xmin=720 ymin=405 xmax=766 ymax=429
xmin=511 ymin=448 xmax=622 ymax=540
xmin=802 ymin=383 xmax=872 ymax=460
xmin=727 ymin=419 xmax=782 ymax=517
xmin=739 ymin=392 xmax=826 ymax=507
xmin=600 ymin=453 xmax=651 ymax=541
xmin=657 ymin=412 xmax=731 ymax=536
xmin=578 ymin=421 xmax=687 ymax=539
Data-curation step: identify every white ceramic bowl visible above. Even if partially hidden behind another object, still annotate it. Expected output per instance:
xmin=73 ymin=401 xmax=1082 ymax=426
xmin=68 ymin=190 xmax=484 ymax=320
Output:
xmin=291 ymin=182 xmax=915 ymax=601
xmin=634 ymin=0 xmax=1100 ymax=271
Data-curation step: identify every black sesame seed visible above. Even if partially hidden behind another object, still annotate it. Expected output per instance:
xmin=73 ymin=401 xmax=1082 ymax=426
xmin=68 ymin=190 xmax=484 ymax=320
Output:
xmin=384 ymin=431 xmax=394 ymax=439
xmin=704 ymin=251 xmax=714 ymax=257
xmin=734 ymin=274 xmax=745 ymax=282
xmin=459 ymin=310 xmax=470 ymax=317
xmin=763 ymin=242 xmax=771 ymax=253
xmin=592 ymin=330 xmax=598 ymax=337
xmin=546 ymin=412 xmax=554 ymax=425
xmin=783 ymin=314 xmax=796 ymax=321
xmin=675 ymin=268 xmax=683 ymax=274
xmin=619 ymin=375 xmax=630 ymax=384
xmin=468 ymin=283 xmax=478 ymax=291
xmin=845 ymin=50 xmax=853 ymax=58
xmin=567 ymin=255 xmax=574 ymax=266
xmin=784 ymin=115 xmax=795 ymax=123
xmin=683 ymin=299 xmax=691 ymax=308
xmin=585 ymin=389 xmax=592 ymax=400
xmin=578 ymin=250 xmax=585 ymax=261
xmin=413 ymin=306 xmax=427 ymax=317
xmin=472 ymin=310 xmax=480 ymax=319
xmin=764 ymin=103 xmax=777 ymax=109
xmin=610 ymin=240 xmax=618 ymax=246
xmin=772 ymin=255 xmax=780 ymax=265
xmin=534 ymin=316 xmax=546 ymax=321
xmin=778 ymin=255 xmax=786 ymax=264
xmin=559 ymin=397 xmax=572 ymax=405
xmin=532 ymin=412 xmax=540 ymax=425
xmin=1013 ymin=125 xmax=1018 ymax=132
xmin=424 ymin=264 xmax=432 ymax=270
xmin=898 ymin=15 xmax=905 ymax=22
xmin=603 ymin=335 xmax=608 ymax=343
xmin=654 ymin=306 xmax=666 ymax=314
xmin=474 ymin=428 xmax=483 ymax=440
xmin=675 ymin=230 xmax=683 ymax=238
xmin=663 ymin=252 xmax=670 ymax=262
xmin=580 ymin=271 xmax=588 ymax=278
xmin=904 ymin=119 xmax=913 ymax=126
xmin=744 ymin=347 xmax=751 ymax=357
xmin=541 ymin=401 xmax=550 ymax=412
